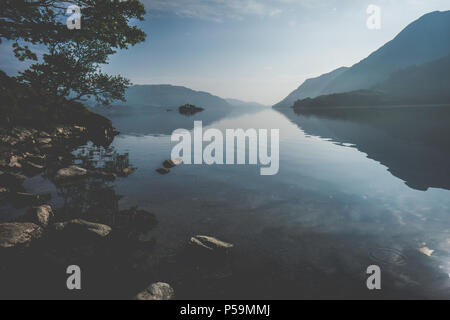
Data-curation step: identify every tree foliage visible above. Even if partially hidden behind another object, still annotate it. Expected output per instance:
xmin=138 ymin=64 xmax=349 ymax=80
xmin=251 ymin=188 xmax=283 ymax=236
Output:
xmin=0 ymin=0 xmax=146 ymax=104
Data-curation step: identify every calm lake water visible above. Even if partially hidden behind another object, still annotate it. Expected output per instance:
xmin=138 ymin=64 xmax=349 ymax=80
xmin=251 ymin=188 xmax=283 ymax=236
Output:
xmin=5 ymin=105 xmax=450 ymax=299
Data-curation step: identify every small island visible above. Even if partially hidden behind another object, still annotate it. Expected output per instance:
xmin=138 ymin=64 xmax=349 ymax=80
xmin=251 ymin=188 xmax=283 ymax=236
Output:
xmin=178 ymin=104 xmax=204 ymax=116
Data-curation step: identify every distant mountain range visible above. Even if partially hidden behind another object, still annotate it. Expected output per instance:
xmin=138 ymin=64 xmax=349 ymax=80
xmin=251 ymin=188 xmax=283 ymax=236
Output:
xmin=273 ymin=67 xmax=348 ymax=108
xmin=275 ymin=10 xmax=450 ymax=108
xmin=294 ymin=54 xmax=450 ymax=108
xmin=115 ymin=84 xmax=230 ymax=109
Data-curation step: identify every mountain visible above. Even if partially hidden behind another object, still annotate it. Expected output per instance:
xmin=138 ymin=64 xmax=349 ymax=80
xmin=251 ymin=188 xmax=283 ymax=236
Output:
xmin=275 ymin=10 xmax=450 ymax=108
xmin=226 ymin=98 xmax=267 ymax=108
xmin=115 ymin=84 xmax=230 ymax=109
xmin=293 ymin=54 xmax=450 ymax=108
xmin=273 ymin=67 xmax=348 ymax=108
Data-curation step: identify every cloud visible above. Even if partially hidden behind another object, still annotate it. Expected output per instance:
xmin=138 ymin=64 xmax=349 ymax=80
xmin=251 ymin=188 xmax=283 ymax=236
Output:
xmin=143 ymin=0 xmax=306 ymax=22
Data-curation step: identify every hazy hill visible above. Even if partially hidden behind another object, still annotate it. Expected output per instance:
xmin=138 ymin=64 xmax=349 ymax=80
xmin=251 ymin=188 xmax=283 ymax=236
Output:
xmin=273 ymin=67 xmax=348 ymax=108
xmin=275 ymin=10 xmax=450 ymax=108
xmin=293 ymin=54 xmax=450 ymax=108
xmin=115 ymin=84 xmax=231 ymax=109
xmin=323 ymin=11 xmax=450 ymax=95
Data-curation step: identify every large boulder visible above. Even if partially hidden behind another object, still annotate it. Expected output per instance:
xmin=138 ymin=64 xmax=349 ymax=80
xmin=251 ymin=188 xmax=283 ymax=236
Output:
xmin=135 ymin=282 xmax=174 ymax=300
xmin=0 ymin=222 xmax=43 ymax=249
xmin=54 ymin=165 xmax=87 ymax=181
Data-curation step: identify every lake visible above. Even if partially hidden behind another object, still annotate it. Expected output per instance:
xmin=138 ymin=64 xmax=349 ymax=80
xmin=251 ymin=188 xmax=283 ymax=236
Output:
xmin=4 ymin=105 xmax=450 ymax=299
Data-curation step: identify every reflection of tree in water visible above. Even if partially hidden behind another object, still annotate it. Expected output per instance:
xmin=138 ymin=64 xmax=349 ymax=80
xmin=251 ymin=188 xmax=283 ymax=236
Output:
xmin=56 ymin=178 xmax=122 ymax=223
xmin=45 ymin=143 xmax=160 ymax=298
xmin=74 ymin=142 xmax=131 ymax=174
xmin=56 ymin=143 xmax=129 ymax=223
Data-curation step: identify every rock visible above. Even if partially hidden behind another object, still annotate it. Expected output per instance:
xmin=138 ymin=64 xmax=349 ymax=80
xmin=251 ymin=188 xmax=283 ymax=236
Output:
xmin=163 ymin=158 xmax=183 ymax=169
xmin=121 ymin=167 xmax=135 ymax=176
xmin=190 ymin=235 xmax=234 ymax=251
xmin=39 ymin=131 xmax=51 ymax=138
xmin=0 ymin=155 xmax=22 ymax=170
xmin=9 ymin=155 xmax=22 ymax=169
xmin=0 ymin=135 xmax=19 ymax=147
xmin=178 ymin=104 xmax=204 ymax=116
xmin=156 ymin=168 xmax=170 ymax=175
xmin=52 ymin=219 xmax=112 ymax=238
xmin=26 ymin=205 xmax=54 ymax=227
xmin=135 ymin=282 xmax=174 ymax=300
xmin=55 ymin=165 xmax=87 ymax=181
xmin=0 ymin=222 xmax=43 ymax=249
xmin=37 ymin=137 xmax=52 ymax=145
xmin=24 ymin=153 xmax=46 ymax=165
xmin=419 ymin=246 xmax=434 ymax=257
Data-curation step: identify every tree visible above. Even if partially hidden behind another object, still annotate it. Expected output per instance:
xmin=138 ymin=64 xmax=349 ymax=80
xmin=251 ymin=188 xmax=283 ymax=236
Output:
xmin=0 ymin=0 xmax=146 ymax=104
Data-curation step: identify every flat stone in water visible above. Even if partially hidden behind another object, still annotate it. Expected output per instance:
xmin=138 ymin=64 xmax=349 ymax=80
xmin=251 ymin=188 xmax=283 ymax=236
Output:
xmin=190 ymin=235 xmax=234 ymax=251
xmin=55 ymin=165 xmax=87 ymax=181
xmin=53 ymin=219 xmax=112 ymax=238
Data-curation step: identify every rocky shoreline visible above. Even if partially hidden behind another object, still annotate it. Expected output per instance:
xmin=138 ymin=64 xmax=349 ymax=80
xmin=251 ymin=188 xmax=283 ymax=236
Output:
xmin=0 ymin=122 xmax=235 ymax=299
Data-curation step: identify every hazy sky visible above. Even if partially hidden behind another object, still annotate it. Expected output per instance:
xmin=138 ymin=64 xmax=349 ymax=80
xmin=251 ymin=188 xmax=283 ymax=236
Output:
xmin=2 ymin=0 xmax=450 ymax=105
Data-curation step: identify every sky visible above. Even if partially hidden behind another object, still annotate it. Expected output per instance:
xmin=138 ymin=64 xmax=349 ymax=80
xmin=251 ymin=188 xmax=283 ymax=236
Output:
xmin=2 ymin=0 xmax=450 ymax=105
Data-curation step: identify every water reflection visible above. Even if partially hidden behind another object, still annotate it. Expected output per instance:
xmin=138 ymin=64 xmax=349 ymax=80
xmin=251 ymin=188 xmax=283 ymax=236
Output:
xmin=91 ymin=104 xmax=265 ymax=136
xmin=280 ymin=105 xmax=450 ymax=191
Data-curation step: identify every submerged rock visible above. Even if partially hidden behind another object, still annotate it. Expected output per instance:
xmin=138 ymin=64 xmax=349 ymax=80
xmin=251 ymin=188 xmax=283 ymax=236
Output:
xmin=52 ymin=219 xmax=112 ymax=238
xmin=0 ymin=222 xmax=43 ymax=249
xmin=156 ymin=168 xmax=170 ymax=175
xmin=121 ymin=167 xmax=135 ymax=176
xmin=163 ymin=158 xmax=183 ymax=169
xmin=190 ymin=235 xmax=234 ymax=251
xmin=113 ymin=208 xmax=157 ymax=243
xmin=55 ymin=165 xmax=87 ymax=181
xmin=135 ymin=282 xmax=174 ymax=300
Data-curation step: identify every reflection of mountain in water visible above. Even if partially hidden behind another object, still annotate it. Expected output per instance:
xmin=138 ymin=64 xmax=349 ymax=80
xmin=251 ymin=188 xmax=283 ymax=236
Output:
xmin=91 ymin=104 xmax=265 ymax=136
xmin=278 ymin=105 xmax=450 ymax=191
